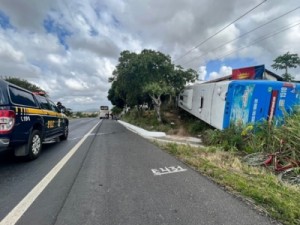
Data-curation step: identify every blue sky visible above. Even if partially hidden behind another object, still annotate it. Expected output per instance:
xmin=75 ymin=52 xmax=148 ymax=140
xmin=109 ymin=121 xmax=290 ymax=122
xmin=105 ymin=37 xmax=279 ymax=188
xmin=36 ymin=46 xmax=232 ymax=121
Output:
xmin=43 ymin=17 xmax=72 ymax=49
xmin=0 ymin=10 xmax=11 ymax=29
xmin=205 ymin=58 xmax=257 ymax=80
xmin=0 ymin=0 xmax=299 ymax=111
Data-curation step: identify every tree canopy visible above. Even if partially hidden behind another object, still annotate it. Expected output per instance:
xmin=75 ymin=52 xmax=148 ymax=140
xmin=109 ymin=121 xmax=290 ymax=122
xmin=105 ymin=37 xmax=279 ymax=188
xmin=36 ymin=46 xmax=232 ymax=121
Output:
xmin=108 ymin=49 xmax=197 ymax=121
xmin=271 ymin=52 xmax=300 ymax=81
xmin=4 ymin=77 xmax=48 ymax=96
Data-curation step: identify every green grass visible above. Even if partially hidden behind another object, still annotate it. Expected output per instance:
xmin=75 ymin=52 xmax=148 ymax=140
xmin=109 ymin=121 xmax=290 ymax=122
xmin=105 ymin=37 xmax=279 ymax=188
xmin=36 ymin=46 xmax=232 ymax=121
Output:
xmin=121 ymin=108 xmax=211 ymax=136
xmin=202 ymin=112 xmax=300 ymax=158
xmin=121 ymin=109 xmax=179 ymax=134
xmin=158 ymin=143 xmax=300 ymax=225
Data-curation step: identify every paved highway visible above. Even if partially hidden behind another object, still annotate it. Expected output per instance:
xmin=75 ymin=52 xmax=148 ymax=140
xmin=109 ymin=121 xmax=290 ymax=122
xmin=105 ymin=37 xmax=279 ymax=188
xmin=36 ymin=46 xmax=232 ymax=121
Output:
xmin=0 ymin=118 xmax=277 ymax=225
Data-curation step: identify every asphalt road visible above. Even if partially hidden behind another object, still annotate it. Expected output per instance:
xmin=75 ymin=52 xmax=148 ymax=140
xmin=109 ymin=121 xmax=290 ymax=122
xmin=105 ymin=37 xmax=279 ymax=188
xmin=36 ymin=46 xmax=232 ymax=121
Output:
xmin=0 ymin=118 xmax=276 ymax=225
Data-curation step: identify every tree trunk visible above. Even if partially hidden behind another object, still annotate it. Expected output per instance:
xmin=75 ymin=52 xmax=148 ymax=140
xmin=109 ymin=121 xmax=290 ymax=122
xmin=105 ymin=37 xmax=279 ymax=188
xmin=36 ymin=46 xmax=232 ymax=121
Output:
xmin=150 ymin=94 xmax=162 ymax=123
xmin=168 ymin=95 xmax=172 ymax=106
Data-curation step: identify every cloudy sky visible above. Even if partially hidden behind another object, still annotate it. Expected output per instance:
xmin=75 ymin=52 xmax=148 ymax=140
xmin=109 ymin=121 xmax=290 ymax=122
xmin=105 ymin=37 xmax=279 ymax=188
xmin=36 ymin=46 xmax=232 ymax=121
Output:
xmin=0 ymin=0 xmax=299 ymax=111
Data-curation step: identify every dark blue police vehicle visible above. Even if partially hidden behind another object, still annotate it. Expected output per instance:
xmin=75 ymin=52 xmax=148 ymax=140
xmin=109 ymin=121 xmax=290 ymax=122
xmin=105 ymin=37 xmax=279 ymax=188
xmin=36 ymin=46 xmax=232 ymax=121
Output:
xmin=0 ymin=79 xmax=69 ymax=160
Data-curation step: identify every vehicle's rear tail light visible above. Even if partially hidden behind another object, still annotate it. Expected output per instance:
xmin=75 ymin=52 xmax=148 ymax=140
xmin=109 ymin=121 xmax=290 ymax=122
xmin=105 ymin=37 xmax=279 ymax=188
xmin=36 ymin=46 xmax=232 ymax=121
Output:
xmin=0 ymin=110 xmax=15 ymax=134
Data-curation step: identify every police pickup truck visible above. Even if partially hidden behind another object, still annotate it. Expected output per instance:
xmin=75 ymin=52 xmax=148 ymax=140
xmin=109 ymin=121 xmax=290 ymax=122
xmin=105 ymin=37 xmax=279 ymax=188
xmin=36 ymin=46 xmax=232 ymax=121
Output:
xmin=0 ymin=79 xmax=69 ymax=160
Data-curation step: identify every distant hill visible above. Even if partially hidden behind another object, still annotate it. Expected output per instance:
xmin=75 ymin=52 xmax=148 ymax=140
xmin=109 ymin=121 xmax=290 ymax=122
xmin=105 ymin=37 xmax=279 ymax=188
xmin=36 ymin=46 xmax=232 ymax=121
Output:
xmin=73 ymin=108 xmax=99 ymax=113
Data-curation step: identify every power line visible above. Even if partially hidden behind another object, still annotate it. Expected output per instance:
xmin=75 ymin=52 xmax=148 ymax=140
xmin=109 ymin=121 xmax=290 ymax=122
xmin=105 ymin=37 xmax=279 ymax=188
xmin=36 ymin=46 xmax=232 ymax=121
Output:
xmin=212 ymin=21 xmax=300 ymax=63
xmin=173 ymin=0 xmax=268 ymax=63
xmin=181 ymin=6 xmax=300 ymax=67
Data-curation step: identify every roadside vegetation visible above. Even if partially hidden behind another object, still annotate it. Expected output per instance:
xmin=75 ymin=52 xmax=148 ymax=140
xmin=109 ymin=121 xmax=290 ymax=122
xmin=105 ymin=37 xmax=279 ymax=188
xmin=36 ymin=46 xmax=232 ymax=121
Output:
xmin=201 ymin=112 xmax=300 ymax=160
xmin=108 ymin=49 xmax=197 ymax=123
xmin=121 ymin=108 xmax=300 ymax=225
xmin=121 ymin=107 xmax=210 ymax=135
xmin=159 ymin=143 xmax=300 ymax=225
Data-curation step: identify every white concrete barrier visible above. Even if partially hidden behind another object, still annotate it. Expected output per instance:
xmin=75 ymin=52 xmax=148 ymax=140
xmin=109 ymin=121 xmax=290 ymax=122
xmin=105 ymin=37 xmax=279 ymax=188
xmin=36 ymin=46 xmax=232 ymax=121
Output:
xmin=118 ymin=120 xmax=166 ymax=138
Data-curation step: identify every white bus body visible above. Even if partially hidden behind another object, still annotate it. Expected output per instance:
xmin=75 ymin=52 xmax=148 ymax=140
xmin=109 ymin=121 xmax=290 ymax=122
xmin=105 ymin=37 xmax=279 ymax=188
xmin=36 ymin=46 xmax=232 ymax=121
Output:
xmin=99 ymin=106 xmax=109 ymax=119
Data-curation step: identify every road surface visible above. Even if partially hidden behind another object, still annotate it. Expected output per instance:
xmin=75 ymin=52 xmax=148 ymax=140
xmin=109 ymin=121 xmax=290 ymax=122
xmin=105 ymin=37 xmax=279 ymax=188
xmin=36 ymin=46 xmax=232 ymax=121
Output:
xmin=0 ymin=118 xmax=277 ymax=225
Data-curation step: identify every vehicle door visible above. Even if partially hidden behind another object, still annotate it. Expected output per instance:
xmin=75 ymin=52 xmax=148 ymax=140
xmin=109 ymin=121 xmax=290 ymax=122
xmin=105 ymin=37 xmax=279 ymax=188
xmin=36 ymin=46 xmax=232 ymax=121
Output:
xmin=35 ymin=95 xmax=56 ymax=137
xmin=47 ymin=100 xmax=63 ymax=135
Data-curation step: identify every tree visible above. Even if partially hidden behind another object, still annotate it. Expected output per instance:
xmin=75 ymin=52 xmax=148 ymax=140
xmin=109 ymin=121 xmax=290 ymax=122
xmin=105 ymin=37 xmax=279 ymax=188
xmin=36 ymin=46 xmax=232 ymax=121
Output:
xmin=144 ymin=81 xmax=174 ymax=122
xmin=271 ymin=52 xmax=300 ymax=82
xmin=4 ymin=77 xmax=48 ymax=96
xmin=138 ymin=50 xmax=197 ymax=122
xmin=108 ymin=49 xmax=197 ymax=122
xmin=168 ymin=66 xmax=198 ymax=106
xmin=111 ymin=106 xmax=123 ymax=116
xmin=107 ymin=81 xmax=125 ymax=108
xmin=75 ymin=111 xmax=83 ymax=118
xmin=108 ymin=51 xmax=147 ymax=107
xmin=64 ymin=108 xmax=73 ymax=117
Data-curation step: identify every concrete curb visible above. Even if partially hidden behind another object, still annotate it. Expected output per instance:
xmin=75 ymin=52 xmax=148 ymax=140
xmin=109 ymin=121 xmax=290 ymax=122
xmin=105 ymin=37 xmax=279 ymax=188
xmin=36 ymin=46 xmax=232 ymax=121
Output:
xmin=118 ymin=120 xmax=203 ymax=147
xmin=118 ymin=120 xmax=166 ymax=138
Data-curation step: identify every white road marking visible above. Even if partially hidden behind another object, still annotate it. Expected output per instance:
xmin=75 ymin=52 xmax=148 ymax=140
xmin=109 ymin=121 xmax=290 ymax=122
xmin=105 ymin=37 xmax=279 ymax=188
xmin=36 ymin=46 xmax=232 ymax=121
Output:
xmin=151 ymin=166 xmax=187 ymax=176
xmin=0 ymin=121 xmax=101 ymax=225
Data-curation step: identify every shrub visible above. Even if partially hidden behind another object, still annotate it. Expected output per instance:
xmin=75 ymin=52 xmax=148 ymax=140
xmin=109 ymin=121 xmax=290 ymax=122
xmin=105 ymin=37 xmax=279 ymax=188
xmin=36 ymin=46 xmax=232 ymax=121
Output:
xmin=202 ymin=111 xmax=300 ymax=156
xmin=202 ymin=126 xmax=244 ymax=151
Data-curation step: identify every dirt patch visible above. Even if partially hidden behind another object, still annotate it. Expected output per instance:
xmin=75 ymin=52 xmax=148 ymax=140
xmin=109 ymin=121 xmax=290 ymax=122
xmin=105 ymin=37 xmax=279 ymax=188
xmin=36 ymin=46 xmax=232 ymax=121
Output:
xmin=175 ymin=126 xmax=189 ymax=136
xmin=163 ymin=111 xmax=190 ymax=136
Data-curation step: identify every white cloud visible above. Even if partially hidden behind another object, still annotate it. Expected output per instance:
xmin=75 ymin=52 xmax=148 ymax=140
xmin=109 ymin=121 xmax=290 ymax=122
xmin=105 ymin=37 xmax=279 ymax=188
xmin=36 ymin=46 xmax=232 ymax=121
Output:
xmin=198 ymin=66 xmax=207 ymax=81
xmin=65 ymin=78 xmax=88 ymax=91
xmin=68 ymin=36 xmax=120 ymax=58
xmin=208 ymin=66 xmax=232 ymax=80
xmin=0 ymin=42 xmax=24 ymax=62
xmin=0 ymin=0 xmax=57 ymax=31
xmin=47 ymin=54 xmax=68 ymax=65
xmin=0 ymin=0 xmax=299 ymax=111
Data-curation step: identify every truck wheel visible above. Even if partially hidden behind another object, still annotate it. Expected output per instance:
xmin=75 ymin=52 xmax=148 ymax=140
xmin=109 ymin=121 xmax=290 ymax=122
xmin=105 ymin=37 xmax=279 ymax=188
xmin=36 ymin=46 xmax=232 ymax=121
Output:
xmin=60 ymin=125 xmax=69 ymax=141
xmin=26 ymin=130 xmax=42 ymax=160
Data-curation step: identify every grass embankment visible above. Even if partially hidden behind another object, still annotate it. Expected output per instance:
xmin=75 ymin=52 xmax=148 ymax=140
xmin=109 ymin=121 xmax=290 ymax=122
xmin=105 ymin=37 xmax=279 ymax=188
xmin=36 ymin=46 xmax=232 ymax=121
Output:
xmin=121 ymin=109 xmax=300 ymax=225
xmin=159 ymin=143 xmax=300 ymax=225
xmin=121 ymin=108 xmax=209 ymax=136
